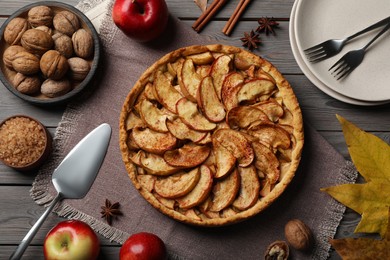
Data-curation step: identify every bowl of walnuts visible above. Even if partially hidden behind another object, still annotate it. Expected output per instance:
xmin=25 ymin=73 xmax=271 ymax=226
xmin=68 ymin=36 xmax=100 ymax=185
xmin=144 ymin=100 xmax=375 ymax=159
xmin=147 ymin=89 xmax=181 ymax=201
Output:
xmin=0 ymin=1 xmax=100 ymax=106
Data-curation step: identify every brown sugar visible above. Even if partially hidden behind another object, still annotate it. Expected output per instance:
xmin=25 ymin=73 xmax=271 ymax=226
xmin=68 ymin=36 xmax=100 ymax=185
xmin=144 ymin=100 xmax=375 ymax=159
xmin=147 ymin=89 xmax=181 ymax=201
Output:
xmin=0 ymin=116 xmax=47 ymax=167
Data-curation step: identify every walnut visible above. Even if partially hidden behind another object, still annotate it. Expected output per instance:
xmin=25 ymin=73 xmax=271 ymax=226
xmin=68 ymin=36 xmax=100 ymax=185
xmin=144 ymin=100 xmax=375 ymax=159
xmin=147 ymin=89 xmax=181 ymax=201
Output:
xmin=53 ymin=11 xmax=80 ymax=36
xmin=284 ymin=219 xmax=314 ymax=251
xmin=72 ymin=28 xmax=94 ymax=59
xmin=41 ymin=78 xmax=71 ymax=97
xmin=67 ymin=57 xmax=90 ymax=81
xmin=3 ymin=45 xmax=26 ymax=68
xmin=11 ymin=51 xmax=40 ymax=75
xmin=21 ymin=29 xmax=53 ymax=56
xmin=27 ymin=5 xmax=53 ymax=28
xmin=52 ymin=33 xmax=73 ymax=58
xmin=35 ymin=25 xmax=53 ymax=36
xmin=4 ymin=17 xmax=29 ymax=45
xmin=264 ymin=241 xmax=289 ymax=260
xmin=40 ymin=50 xmax=69 ymax=80
xmin=13 ymin=72 xmax=41 ymax=95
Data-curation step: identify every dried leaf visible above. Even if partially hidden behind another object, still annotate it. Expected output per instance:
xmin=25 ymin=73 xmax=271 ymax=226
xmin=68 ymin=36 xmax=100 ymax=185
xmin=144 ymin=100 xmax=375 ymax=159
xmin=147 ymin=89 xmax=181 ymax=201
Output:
xmin=330 ymin=209 xmax=390 ymax=259
xmin=194 ymin=0 xmax=208 ymax=12
xmin=321 ymin=115 xmax=390 ymax=237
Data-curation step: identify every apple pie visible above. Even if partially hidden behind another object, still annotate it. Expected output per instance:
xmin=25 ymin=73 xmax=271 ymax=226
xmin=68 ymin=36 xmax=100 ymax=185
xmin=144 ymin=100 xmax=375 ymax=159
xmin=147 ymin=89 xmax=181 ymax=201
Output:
xmin=119 ymin=44 xmax=304 ymax=226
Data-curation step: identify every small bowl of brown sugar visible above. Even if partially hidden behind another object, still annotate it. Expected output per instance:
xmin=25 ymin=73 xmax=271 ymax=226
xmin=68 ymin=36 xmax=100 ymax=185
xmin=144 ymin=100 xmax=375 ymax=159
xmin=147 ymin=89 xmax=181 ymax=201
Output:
xmin=0 ymin=115 xmax=52 ymax=171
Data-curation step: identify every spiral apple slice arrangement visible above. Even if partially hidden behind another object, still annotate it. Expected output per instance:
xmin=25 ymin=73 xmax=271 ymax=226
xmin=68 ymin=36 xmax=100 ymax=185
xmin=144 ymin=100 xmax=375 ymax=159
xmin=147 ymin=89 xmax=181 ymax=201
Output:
xmin=119 ymin=45 xmax=304 ymax=226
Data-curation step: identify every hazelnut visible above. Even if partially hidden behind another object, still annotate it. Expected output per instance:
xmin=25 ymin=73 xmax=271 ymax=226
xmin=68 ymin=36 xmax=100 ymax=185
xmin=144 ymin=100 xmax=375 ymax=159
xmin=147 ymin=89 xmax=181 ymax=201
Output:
xmin=3 ymin=45 xmax=26 ymax=68
xmin=52 ymin=33 xmax=73 ymax=58
xmin=264 ymin=241 xmax=289 ymax=260
xmin=72 ymin=29 xmax=94 ymax=59
xmin=40 ymin=50 xmax=69 ymax=80
xmin=41 ymin=78 xmax=71 ymax=97
xmin=35 ymin=25 xmax=53 ymax=36
xmin=53 ymin=11 xmax=80 ymax=36
xmin=13 ymin=72 xmax=41 ymax=95
xmin=21 ymin=29 xmax=53 ymax=56
xmin=27 ymin=5 xmax=53 ymax=28
xmin=67 ymin=57 xmax=90 ymax=81
xmin=284 ymin=219 xmax=314 ymax=251
xmin=4 ymin=17 xmax=29 ymax=45
xmin=12 ymin=51 xmax=40 ymax=75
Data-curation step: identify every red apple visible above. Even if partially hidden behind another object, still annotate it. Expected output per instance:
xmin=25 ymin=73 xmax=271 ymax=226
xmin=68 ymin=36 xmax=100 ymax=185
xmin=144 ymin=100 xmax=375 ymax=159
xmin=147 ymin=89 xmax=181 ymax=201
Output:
xmin=112 ymin=0 xmax=169 ymax=42
xmin=43 ymin=220 xmax=100 ymax=260
xmin=120 ymin=232 xmax=168 ymax=260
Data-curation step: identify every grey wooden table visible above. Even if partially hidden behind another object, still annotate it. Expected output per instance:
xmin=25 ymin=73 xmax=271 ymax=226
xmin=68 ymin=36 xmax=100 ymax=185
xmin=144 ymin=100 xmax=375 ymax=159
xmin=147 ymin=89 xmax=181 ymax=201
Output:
xmin=1 ymin=0 xmax=389 ymax=259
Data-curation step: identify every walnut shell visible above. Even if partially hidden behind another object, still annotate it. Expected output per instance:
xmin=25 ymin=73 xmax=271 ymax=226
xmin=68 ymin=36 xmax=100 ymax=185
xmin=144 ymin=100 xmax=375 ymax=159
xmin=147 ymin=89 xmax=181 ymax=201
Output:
xmin=284 ymin=219 xmax=314 ymax=251
xmin=3 ymin=45 xmax=26 ymax=68
xmin=27 ymin=5 xmax=54 ymax=28
xmin=13 ymin=72 xmax=41 ymax=95
xmin=40 ymin=50 xmax=69 ymax=80
xmin=53 ymin=11 xmax=80 ymax=36
xmin=72 ymin=28 xmax=94 ymax=59
xmin=52 ymin=33 xmax=73 ymax=58
xmin=35 ymin=25 xmax=53 ymax=36
xmin=11 ymin=51 xmax=40 ymax=75
xmin=4 ymin=17 xmax=29 ymax=45
xmin=41 ymin=78 xmax=71 ymax=97
xmin=67 ymin=57 xmax=90 ymax=81
xmin=21 ymin=29 xmax=53 ymax=56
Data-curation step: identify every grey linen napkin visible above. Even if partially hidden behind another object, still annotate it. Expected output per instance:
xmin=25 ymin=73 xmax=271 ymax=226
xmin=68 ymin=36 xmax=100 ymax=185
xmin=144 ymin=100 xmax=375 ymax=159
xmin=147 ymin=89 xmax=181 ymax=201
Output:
xmin=31 ymin=2 xmax=357 ymax=259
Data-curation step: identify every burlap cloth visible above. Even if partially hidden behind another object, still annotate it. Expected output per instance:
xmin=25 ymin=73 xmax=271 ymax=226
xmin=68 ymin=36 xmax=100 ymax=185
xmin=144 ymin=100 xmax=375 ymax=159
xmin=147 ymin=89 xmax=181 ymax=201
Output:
xmin=31 ymin=1 xmax=358 ymax=259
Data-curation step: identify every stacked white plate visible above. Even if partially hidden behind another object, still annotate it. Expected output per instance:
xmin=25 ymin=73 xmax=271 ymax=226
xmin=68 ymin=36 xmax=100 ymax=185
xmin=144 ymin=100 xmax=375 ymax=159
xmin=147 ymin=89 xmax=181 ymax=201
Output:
xmin=290 ymin=0 xmax=390 ymax=106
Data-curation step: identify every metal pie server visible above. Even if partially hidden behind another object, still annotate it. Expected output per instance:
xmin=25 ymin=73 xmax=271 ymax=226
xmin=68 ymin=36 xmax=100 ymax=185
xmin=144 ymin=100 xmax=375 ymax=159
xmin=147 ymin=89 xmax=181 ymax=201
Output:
xmin=10 ymin=123 xmax=112 ymax=260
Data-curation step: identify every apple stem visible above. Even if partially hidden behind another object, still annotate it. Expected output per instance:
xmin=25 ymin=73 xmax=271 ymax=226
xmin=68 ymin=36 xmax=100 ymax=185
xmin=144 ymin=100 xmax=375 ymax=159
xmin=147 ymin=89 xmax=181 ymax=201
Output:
xmin=132 ymin=0 xmax=145 ymax=14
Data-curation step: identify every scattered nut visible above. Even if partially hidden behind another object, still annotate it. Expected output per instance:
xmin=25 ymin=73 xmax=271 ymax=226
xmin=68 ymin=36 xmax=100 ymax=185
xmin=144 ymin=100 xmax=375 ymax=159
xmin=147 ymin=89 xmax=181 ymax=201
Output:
xmin=21 ymin=28 xmax=53 ymax=55
xmin=72 ymin=28 xmax=94 ymax=59
xmin=3 ymin=45 xmax=26 ymax=68
xmin=41 ymin=78 xmax=71 ymax=97
xmin=13 ymin=72 xmax=41 ymax=95
xmin=27 ymin=5 xmax=54 ymax=28
xmin=284 ymin=219 xmax=314 ymax=251
xmin=4 ymin=17 xmax=29 ymax=45
xmin=52 ymin=33 xmax=73 ymax=58
xmin=11 ymin=51 xmax=40 ymax=75
xmin=264 ymin=241 xmax=289 ymax=260
xmin=40 ymin=50 xmax=69 ymax=80
xmin=67 ymin=57 xmax=90 ymax=81
xmin=53 ymin=10 xmax=80 ymax=36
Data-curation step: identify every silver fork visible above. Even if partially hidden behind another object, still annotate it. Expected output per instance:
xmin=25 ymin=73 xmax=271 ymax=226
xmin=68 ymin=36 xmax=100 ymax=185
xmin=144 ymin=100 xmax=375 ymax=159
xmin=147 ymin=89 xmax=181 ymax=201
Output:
xmin=304 ymin=16 xmax=390 ymax=63
xmin=329 ymin=22 xmax=390 ymax=80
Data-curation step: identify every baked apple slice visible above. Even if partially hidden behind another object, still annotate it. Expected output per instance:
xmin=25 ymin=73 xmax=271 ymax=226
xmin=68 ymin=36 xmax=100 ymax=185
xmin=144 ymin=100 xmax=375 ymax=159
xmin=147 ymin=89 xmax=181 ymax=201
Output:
xmin=188 ymin=51 xmax=214 ymax=65
xmin=176 ymin=97 xmax=216 ymax=131
xmin=166 ymin=117 xmax=207 ymax=142
xmin=209 ymin=168 xmax=240 ymax=212
xmin=197 ymin=76 xmax=226 ymax=123
xmin=139 ymin=99 xmax=170 ymax=133
xmin=247 ymin=124 xmax=291 ymax=150
xmin=212 ymin=129 xmax=254 ymax=167
xmin=252 ymin=142 xmax=280 ymax=184
xmin=177 ymin=165 xmax=213 ymax=209
xmin=154 ymin=168 xmax=201 ymax=199
xmin=163 ymin=143 xmax=211 ymax=168
xmin=252 ymin=99 xmax=284 ymax=122
xmin=132 ymin=127 xmax=177 ymax=154
xmin=137 ymin=174 xmax=156 ymax=192
xmin=153 ymin=70 xmax=183 ymax=113
xmin=125 ymin=111 xmax=146 ymax=131
xmin=227 ymin=105 xmax=270 ymax=130
xmin=210 ymin=55 xmax=233 ymax=99
xmin=140 ymin=152 xmax=182 ymax=176
xmin=232 ymin=165 xmax=260 ymax=211
xmin=179 ymin=58 xmax=202 ymax=102
xmin=221 ymin=72 xmax=244 ymax=111
xmin=213 ymin=139 xmax=236 ymax=179
xmin=237 ymin=79 xmax=275 ymax=103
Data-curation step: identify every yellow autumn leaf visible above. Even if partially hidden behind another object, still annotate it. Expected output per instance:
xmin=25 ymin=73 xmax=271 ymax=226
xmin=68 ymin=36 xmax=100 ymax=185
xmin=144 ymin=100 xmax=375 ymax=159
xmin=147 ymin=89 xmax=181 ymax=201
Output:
xmin=329 ymin=209 xmax=390 ymax=259
xmin=321 ymin=115 xmax=390 ymax=237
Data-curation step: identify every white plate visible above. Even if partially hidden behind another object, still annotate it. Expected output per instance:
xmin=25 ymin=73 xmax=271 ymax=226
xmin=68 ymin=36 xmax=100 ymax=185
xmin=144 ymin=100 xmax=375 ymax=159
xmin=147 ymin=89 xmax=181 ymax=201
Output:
xmin=294 ymin=0 xmax=390 ymax=102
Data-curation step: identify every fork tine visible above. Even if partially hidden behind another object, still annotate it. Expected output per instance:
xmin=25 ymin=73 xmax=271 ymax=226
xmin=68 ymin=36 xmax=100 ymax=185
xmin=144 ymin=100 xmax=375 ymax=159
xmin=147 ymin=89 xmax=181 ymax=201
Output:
xmin=329 ymin=56 xmax=345 ymax=71
xmin=307 ymin=52 xmax=328 ymax=62
xmin=336 ymin=67 xmax=352 ymax=80
xmin=304 ymin=42 xmax=325 ymax=53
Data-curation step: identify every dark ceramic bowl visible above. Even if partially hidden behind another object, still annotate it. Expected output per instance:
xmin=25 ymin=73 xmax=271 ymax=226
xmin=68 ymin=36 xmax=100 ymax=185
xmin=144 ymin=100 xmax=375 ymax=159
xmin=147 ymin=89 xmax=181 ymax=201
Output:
xmin=0 ymin=1 xmax=100 ymax=106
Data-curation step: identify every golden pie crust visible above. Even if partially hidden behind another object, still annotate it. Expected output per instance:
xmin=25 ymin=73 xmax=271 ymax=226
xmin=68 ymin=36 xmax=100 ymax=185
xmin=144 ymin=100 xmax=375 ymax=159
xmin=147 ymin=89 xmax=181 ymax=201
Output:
xmin=119 ymin=44 xmax=304 ymax=226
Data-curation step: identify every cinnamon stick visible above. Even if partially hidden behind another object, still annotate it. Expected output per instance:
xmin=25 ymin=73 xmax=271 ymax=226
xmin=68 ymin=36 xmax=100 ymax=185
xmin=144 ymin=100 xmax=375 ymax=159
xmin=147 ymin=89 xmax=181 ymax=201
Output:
xmin=193 ymin=0 xmax=227 ymax=32
xmin=222 ymin=0 xmax=253 ymax=35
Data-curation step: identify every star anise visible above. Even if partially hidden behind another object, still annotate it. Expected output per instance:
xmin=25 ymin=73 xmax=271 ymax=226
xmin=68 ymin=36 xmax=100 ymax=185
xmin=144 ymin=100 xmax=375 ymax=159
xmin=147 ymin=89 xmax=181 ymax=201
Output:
xmin=240 ymin=30 xmax=261 ymax=51
xmin=256 ymin=17 xmax=279 ymax=35
xmin=100 ymin=199 xmax=122 ymax=225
